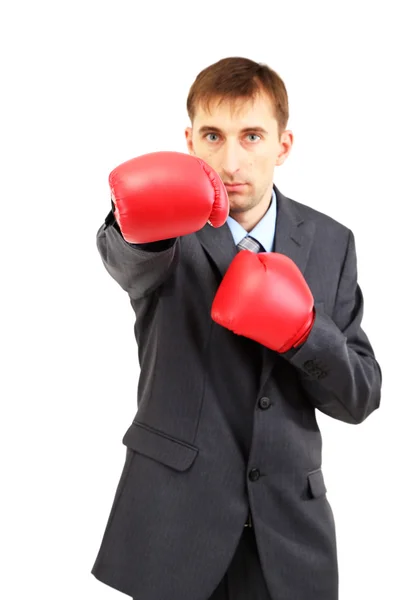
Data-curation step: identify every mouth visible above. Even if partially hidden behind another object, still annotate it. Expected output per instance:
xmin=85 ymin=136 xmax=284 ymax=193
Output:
xmin=224 ymin=183 xmax=247 ymax=192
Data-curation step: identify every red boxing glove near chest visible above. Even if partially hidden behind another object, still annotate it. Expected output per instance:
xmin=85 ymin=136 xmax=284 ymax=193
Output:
xmin=211 ymin=251 xmax=315 ymax=353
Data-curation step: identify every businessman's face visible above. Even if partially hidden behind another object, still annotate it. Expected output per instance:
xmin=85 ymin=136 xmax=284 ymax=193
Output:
xmin=185 ymin=90 xmax=293 ymax=225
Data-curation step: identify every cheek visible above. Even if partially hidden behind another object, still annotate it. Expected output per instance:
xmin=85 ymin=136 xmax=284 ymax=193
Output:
xmin=258 ymin=157 xmax=274 ymax=174
xmin=204 ymin=154 xmax=220 ymax=171
xmin=193 ymin=147 xmax=216 ymax=168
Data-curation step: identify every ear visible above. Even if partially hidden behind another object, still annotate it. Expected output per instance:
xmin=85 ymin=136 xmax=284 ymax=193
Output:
xmin=185 ymin=127 xmax=194 ymax=155
xmin=276 ymin=130 xmax=294 ymax=166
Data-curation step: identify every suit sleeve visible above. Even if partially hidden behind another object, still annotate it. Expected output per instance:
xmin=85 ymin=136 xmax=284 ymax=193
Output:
xmin=282 ymin=229 xmax=382 ymax=424
xmin=96 ymin=210 xmax=179 ymax=300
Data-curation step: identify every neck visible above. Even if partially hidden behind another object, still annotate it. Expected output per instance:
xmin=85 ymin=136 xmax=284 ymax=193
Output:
xmin=231 ymin=184 xmax=273 ymax=232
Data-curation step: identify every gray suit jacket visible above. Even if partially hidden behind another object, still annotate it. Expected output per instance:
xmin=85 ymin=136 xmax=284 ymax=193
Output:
xmin=91 ymin=183 xmax=382 ymax=600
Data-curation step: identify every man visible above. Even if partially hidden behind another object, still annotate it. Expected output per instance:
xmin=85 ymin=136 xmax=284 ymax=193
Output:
xmin=91 ymin=57 xmax=382 ymax=600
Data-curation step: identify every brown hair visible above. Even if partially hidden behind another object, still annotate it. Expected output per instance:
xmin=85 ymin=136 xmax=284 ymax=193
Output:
xmin=186 ymin=56 xmax=289 ymax=138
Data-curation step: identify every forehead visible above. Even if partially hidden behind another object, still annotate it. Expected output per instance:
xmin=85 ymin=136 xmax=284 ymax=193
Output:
xmin=194 ymin=91 xmax=276 ymax=131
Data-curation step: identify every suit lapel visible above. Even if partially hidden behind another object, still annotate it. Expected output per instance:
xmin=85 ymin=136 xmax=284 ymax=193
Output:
xmin=197 ymin=183 xmax=316 ymax=392
xmin=196 ymin=216 xmax=238 ymax=279
xmin=258 ymin=184 xmax=315 ymax=392
xmin=273 ymin=184 xmax=315 ymax=274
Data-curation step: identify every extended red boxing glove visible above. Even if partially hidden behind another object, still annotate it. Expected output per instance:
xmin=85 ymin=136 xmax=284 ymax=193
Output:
xmin=109 ymin=151 xmax=229 ymax=243
xmin=211 ymin=250 xmax=315 ymax=353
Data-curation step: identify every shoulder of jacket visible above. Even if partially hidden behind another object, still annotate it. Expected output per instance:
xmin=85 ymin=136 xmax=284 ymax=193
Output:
xmin=287 ymin=196 xmax=351 ymax=238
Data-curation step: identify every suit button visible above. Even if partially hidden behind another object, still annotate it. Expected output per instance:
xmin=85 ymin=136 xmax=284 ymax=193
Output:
xmin=249 ymin=468 xmax=260 ymax=481
xmin=259 ymin=396 xmax=272 ymax=409
xmin=303 ymin=359 xmax=315 ymax=371
xmin=303 ymin=359 xmax=327 ymax=379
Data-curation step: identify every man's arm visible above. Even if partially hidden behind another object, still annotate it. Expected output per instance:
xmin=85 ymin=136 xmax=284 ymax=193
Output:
xmin=212 ymin=227 xmax=382 ymax=424
xmin=96 ymin=151 xmax=229 ymax=300
xmin=96 ymin=209 xmax=179 ymax=300
xmin=282 ymin=229 xmax=382 ymax=424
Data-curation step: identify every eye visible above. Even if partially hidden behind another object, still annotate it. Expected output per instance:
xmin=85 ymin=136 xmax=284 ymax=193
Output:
xmin=247 ymin=134 xmax=261 ymax=142
xmin=204 ymin=133 xmax=261 ymax=142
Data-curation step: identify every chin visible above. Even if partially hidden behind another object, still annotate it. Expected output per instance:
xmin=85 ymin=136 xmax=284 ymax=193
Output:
xmin=229 ymin=201 xmax=252 ymax=214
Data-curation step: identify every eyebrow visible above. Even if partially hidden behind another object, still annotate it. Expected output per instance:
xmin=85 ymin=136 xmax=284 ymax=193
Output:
xmin=198 ymin=125 xmax=268 ymax=135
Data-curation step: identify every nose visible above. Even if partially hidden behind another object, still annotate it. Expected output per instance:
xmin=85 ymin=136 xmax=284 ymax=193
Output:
xmin=220 ymin=141 xmax=243 ymax=178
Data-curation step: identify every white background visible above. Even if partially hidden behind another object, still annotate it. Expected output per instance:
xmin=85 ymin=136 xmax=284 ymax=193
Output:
xmin=1 ymin=1 xmax=398 ymax=598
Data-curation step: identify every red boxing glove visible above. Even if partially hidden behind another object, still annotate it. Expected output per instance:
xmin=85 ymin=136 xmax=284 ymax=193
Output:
xmin=211 ymin=251 xmax=315 ymax=353
xmin=109 ymin=151 xmax=229 ymax=243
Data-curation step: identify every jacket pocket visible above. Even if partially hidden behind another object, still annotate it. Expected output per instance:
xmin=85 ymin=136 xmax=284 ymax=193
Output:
xmin=122 ymin=420 xmax=199 ymax=472
xmin=307 ymin=467 xmax=327 ymax=498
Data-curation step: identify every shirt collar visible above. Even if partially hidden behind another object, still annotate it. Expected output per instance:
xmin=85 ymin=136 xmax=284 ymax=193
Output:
xmin=226 ymin=186 xmax=277 ymax=252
